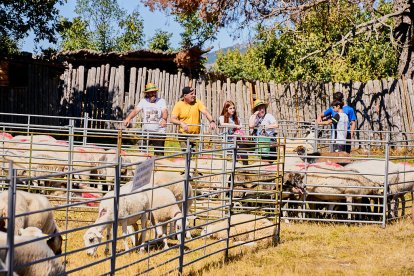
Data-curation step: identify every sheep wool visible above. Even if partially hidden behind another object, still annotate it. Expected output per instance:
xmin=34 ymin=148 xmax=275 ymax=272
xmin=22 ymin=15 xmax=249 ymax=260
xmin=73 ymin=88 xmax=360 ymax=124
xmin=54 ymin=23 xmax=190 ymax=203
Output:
xmin=0 ymin=232 xmax=65 ymax=276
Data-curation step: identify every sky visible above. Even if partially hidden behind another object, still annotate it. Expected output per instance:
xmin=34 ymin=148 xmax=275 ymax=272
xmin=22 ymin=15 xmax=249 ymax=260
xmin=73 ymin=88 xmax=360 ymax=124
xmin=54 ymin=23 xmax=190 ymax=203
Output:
xmin=21 ymin=0 xmax=250 ymax=53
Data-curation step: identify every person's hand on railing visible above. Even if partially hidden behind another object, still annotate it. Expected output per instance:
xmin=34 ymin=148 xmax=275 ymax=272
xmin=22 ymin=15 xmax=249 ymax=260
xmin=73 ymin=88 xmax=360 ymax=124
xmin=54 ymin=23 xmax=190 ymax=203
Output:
xmin=123 ymin=118 xmax=131 ymax=128
xmin=159 ymin=118 xmax=167 ymax=128
xmin=209 ymin=120 xmax=217 ymax=131
xmin=180 ymin=122 xmax=189 ymax=133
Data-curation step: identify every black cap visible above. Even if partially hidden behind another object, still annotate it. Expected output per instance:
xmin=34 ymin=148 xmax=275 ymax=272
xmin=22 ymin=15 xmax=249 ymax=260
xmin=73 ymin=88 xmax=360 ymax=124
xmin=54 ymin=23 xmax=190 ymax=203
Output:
xmin=182 ymin=86 xmax=194 ymax=96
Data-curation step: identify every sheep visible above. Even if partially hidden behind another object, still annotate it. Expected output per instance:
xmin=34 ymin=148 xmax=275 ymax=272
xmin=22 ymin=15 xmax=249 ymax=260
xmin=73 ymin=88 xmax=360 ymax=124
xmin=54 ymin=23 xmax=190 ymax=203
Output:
xmin=96 ymin=149 xmax=132 ymax=190
xmin=345 ymin=160 xmax=402 ymax=218
xmin=288 ymin=162 xmax=382 ymax=220
xmin=139 ymin=183 xmax=184 ymax=250
xmin=391 ymin=162 xmax=414 ymax=217
xmin=200 ymin=214 xmax=275 ymax=246
xmin=83 ymin=182 xmax=149 ymax=256
xmin=0 ymin=190 xmax=63 ymax=255
xmin=151 ymin=170 xmax=195 ymax=239
xmin=284 ymin=127 xmax=319 ymax=153
xmin=294 ymin=145 xmax=353 ymax=165
xmin=0 ymin=231 xmax=65 ymax=276
xmin=17 ymin=226 xmax=46 ymax=237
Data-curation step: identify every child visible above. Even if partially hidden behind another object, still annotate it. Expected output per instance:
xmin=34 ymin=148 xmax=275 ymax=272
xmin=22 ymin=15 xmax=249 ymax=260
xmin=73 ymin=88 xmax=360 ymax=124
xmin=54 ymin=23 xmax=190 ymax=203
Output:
xmin=320 ymin=100 xmax=349 ymax=152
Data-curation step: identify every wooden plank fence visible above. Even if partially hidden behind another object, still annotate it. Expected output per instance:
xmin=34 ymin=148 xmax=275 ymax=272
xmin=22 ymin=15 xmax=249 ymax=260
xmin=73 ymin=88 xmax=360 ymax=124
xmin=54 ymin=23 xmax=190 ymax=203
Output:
xmin=2 ymin=62 xmax=414 ymax=142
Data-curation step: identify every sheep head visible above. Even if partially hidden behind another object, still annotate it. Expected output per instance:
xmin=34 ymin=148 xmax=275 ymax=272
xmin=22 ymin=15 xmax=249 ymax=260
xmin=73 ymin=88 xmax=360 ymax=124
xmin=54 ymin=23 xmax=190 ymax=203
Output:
xmin=284 ymin=173 xmax=305 ymax=197
xmin=83 ymin=227 xmax=103 ymax=256
xmin=294 ymin=146 xmax=306 ymax=155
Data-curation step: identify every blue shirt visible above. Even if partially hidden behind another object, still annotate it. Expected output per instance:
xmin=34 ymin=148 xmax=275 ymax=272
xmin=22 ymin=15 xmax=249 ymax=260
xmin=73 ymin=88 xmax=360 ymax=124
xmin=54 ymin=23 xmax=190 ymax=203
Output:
xmin=323 ymin=105 xmax=356 ymax=131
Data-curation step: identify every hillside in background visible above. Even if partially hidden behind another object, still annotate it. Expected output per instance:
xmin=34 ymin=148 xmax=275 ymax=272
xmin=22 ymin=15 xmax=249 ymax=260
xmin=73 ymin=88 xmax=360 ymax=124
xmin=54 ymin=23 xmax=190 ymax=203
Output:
xmin=204 ymin=43 xmax=247 ymax=67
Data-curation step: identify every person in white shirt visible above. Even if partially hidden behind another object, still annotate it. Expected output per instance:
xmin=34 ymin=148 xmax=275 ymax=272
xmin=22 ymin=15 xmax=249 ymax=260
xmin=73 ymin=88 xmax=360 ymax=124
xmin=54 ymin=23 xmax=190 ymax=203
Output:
xmin=123 ymin=83 xmax=168 ymax=156
xmin=249 ymin=99 xmax=279 ymax=162
xmin=319 ymin=100 xmax=349 ymax=152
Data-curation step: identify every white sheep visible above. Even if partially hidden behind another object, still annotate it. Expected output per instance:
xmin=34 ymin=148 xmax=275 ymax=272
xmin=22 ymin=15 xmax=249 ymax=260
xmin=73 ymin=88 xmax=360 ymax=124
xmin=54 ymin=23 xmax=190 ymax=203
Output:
xmin=0 ymin=231 xmax=65 ymax=276
xmin=139 ymin=183 xmax=184 ymax=250
xmin=292 ymin=162 xmax=382 ymax=220
xmin=96 ymin=149 xmax=132 ymax=190
xmin=284 ymin=128 xmax=318 ymax=153
xmin=345 ymin=160 xmax=403 ymax=218
xmin=83 ymin=182 xmax=149 ymax=256
xmin=201 ymin=214 xmax=275 ymax=246
xmin=0 ymin=190 xmax=63 ymax=255
xmin=151 ymin=170 xmax=195 ymax=239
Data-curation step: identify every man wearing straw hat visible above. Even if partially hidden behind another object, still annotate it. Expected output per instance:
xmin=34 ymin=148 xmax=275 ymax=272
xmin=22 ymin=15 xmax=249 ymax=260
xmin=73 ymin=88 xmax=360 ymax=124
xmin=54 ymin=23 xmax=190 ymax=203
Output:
xmin=249 ymin=99 xmax=278 ymax=161
xmin=170 ymin=86 xmax=216 ymax=150
xmin=123 ymin=82 xmax=168 ymax=156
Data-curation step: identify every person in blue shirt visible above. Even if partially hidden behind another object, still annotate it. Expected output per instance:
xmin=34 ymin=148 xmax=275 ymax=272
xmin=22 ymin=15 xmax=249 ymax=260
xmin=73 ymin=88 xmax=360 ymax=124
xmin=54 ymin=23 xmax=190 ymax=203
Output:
xmin=316 ymin=92 xmax=356 ymax=153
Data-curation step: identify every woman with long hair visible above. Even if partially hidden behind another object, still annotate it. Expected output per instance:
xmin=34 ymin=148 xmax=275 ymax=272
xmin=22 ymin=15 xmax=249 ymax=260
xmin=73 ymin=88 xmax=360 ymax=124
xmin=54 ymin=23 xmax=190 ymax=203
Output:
xmin=219 ymin=100 xmax=249 ymax=165
xmin=219 ymin=100 xmax=242 ymax=132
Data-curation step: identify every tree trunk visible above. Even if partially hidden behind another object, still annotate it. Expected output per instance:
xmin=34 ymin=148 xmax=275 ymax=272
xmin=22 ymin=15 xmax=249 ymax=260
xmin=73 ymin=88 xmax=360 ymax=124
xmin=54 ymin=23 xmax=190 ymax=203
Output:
xmin=395 ymin=0 xmax=414 ymax=78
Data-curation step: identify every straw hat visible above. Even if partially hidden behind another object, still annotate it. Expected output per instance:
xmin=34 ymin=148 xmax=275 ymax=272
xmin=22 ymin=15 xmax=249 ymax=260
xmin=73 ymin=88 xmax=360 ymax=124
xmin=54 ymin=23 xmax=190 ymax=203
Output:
xmin=252 ymin=99 xmax=268 ymax=112
xmin=144 ymin=82 xmax=158 ymax=93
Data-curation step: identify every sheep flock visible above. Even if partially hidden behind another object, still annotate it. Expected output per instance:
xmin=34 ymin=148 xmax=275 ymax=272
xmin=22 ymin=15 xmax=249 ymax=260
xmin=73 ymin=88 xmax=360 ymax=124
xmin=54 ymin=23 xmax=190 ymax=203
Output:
xmin=1 ymin=130 xmax=414 ymax=274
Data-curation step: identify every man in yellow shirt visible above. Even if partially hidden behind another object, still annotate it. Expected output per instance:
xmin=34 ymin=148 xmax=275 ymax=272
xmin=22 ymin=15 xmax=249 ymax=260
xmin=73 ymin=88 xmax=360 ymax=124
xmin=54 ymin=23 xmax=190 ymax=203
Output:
xmin=170 ymin=86 xmax=216 ymax=150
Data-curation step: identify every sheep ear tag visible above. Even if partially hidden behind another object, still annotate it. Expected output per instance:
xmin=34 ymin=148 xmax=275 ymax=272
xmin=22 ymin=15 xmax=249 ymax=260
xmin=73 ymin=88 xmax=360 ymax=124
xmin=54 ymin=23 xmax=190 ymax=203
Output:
xmin=62 ymin=235 xmax=67 ymax=241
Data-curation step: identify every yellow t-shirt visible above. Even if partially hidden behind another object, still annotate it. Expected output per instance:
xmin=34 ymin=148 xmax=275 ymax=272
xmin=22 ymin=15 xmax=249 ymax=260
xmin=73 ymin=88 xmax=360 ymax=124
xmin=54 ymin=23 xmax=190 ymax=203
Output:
xmin=171 ymin=99 xmax=206 ymax=134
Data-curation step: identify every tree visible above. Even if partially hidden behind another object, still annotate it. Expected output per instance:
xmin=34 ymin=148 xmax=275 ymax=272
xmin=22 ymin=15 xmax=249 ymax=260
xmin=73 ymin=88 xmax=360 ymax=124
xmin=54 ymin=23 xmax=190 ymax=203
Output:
xmin=59 ymin=17 xmax=96 ymax=51
xmin=0 ymin=0 xmax=64 ymax=54
xmin=115 ymin=9 xmax=145 ymax=52
xmin=60 ymin=0 xmax=144 ymax=52
xmin=176 ymin=12 xmax=217 ymax=49
xmin=142 ymin=0 xmax=413 ymax=78
xmin=148 ymin=29 xmax=173 ymax=51
xmin=213 ymin=1 xmax=397 ymax=83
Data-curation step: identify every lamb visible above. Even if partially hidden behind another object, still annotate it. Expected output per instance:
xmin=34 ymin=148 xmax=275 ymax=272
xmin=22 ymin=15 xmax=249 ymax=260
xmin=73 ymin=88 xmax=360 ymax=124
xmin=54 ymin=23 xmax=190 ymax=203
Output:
xmin=0 ymin=190 xmax=63 ymax=255
xmin=294 ymin=145 xmax=353 ymax=165
xmin=83 ymin=182 xmax=149 ymax=256
xmin=0 ymin=231 xmax=65 ymax=276
xmin=200 ymin=214 xmax=275 ymax=246
xmin=139 ymin=183 xmax=184 ymax=250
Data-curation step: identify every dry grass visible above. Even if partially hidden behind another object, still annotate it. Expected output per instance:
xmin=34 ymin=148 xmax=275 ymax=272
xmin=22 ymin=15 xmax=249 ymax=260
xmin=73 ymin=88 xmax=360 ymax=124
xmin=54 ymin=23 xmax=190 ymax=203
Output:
xmin=51 ymin=206 xmax=414 ymax=276
xmin=199 ymin=219 xmax=414 ymax=276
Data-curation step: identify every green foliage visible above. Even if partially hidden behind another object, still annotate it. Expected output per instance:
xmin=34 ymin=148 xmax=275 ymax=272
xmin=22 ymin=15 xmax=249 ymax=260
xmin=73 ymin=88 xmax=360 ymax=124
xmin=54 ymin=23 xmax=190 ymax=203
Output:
xmin=115 ymin=10 xmax=145 ymax=52
xmin=148 ymin=29 xmax=173 ymax=52
xmin=0 ymin=35 xmax=19 ymax=56
xmin=213 ymin=0 xmax=398 ymax=83
xmin=176 ymin=12 xmax=216 ymax=49
xmin=59 ymin=0 xmax=144 ymax=52
xmin=59 ymin=17 xmax=96 ymax=51
xmin=0 ymin=0 xmax=63 ymax=43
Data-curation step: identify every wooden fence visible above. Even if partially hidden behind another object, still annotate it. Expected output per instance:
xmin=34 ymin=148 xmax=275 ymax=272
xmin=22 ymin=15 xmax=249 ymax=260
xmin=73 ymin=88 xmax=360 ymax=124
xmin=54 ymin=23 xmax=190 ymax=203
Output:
xmin=2 ymin=61 xmax=414 ymax=142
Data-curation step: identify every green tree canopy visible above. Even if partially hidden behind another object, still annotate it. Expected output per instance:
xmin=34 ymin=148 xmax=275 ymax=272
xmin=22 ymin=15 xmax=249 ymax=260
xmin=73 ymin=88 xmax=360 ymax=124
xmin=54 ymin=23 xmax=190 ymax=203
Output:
xmin=213 ymin=1 xmax=397 ymax=83
xmin=148 ymin=29 xmax=173 ymax=52
xmin=59 ymin=0 xmax=144 ymax=52
xmin=0 ymin=0 xmax=64 ymax=55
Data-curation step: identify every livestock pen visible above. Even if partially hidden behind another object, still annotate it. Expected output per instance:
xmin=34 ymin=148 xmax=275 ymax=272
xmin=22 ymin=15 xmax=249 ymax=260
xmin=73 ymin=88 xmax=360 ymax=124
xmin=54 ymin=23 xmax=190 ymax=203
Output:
xmin=0 ymin=114 xmax=285 ymax=275
xmin=1 ymin=113 xmax=414 ymax=274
